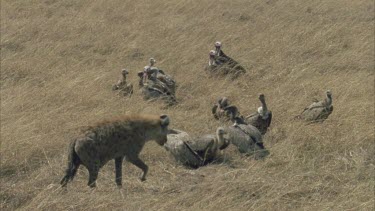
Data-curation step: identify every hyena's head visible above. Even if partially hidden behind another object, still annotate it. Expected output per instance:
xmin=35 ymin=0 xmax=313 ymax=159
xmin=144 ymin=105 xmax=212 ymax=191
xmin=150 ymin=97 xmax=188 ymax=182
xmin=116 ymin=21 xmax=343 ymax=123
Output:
xmin=146 ymin=114 xmax=170 ymax=146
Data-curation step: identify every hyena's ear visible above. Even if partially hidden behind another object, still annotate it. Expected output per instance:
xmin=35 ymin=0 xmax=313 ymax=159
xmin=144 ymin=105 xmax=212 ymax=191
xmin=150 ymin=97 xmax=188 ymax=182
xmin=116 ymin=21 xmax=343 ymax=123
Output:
xmin=160 ymin=114 xmax=170 ymax=127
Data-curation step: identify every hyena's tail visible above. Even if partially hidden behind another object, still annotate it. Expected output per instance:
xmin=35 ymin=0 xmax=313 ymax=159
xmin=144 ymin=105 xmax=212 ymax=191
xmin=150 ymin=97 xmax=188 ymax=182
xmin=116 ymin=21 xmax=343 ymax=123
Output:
xmin=60 ymin=139 xmax=81 ymax=188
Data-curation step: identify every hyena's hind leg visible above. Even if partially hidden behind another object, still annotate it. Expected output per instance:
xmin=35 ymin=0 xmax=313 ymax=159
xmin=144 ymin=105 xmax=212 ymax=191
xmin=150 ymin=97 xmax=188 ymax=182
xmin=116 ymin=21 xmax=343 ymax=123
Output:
xmin=115 ymin=156 xmax=124 ymax=187
xmin=126 ymin=156 xmax=148 ymax=181
xmin=87 ymin=165 xmax=100 ymax=188
xmin=69 ymin=157 xmax=81 ymax=180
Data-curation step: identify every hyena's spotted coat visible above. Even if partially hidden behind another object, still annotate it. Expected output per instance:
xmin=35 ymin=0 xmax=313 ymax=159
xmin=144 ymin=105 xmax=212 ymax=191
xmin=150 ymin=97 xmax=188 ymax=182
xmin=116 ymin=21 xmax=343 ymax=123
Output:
xmin=60 ymin=114 xmax=170 ymax=188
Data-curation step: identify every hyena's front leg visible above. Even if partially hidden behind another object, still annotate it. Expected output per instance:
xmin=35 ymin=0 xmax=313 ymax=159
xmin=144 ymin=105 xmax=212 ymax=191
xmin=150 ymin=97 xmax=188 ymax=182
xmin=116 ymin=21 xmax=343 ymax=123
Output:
xmin=115 ymin=157 xmax=124 ymax=187
xmin=127 ymin=156 xmax=148 ymax=181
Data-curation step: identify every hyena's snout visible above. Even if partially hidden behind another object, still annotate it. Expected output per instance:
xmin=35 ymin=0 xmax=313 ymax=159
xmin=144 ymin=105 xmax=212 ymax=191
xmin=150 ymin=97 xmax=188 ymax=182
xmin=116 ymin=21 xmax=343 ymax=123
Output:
xmin=156 ymin=135 xmax=168 ymax=146
xmin=157 ymin=114 xmax=170 ymax=146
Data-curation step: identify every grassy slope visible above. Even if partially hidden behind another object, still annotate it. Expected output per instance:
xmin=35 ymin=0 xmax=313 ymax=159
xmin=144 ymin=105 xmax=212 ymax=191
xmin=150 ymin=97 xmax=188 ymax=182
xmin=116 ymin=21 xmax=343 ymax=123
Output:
xmin=1 ymin=0 xmax=374 ymax=210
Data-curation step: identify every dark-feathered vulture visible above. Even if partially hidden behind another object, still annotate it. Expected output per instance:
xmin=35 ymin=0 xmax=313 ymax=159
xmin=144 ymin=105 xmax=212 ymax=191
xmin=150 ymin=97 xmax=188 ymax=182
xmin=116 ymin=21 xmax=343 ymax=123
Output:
xmin=245 ymin=94 xmax=272 ymax=135
xmin=212 ymin=97 xmax=240 ymax=122
xmin=164 ymin=129 xmax=230 ymax=168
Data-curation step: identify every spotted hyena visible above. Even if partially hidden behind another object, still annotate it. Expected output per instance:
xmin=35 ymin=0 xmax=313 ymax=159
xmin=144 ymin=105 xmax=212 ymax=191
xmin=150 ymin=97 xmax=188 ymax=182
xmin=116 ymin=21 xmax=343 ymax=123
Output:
xmin=60 ymin=114 xmax=170 ymax=188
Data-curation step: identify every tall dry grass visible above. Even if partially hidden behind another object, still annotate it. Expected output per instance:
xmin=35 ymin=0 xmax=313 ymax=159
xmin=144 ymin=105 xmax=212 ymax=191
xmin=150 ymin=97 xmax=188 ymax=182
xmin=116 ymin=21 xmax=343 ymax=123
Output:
xmin=1 ymin=0 xmax=374 ymax=210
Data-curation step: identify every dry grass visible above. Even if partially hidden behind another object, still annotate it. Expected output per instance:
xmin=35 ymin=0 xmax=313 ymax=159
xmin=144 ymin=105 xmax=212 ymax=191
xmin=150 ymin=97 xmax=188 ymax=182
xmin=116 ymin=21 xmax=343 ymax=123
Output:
xmin=1 ymin=0 xmax=374 ymax=210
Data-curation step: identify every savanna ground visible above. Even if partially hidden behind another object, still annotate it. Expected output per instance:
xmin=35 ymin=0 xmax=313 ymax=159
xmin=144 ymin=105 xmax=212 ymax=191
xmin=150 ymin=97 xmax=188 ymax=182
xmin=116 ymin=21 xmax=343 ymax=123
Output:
xmin=1 ymin=0 xmax=374 ymax=210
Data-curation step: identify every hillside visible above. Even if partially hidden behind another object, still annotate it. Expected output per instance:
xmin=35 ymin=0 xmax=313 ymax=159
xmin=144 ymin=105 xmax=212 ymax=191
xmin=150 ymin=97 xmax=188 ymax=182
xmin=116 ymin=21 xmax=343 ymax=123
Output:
xmin=1 ymin=0 xmax=374 ymax=210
